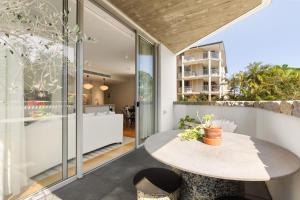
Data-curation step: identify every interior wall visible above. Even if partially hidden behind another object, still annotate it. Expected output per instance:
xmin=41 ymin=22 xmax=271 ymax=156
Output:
xmin=173 ymin=104 xmax=300 ymax=200
xmin=158 ymin=44 xmax=177 ymax=132
xmin=83 ymin=80 xmax=105 ymax=105
xmin=90 ymin=81 xmax=105 ymax=105
xmin=105 ymin=76 xmax=135 ymax=113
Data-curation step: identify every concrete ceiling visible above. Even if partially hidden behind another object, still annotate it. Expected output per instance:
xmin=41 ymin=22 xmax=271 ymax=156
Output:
xmin=105 ymin=0 xmax=265 ymax=53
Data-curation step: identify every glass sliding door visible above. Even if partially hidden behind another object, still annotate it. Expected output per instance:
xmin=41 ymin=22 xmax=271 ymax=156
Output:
xmin=0 ymin=0 xmax=77 ymax=199
xmin=81 ymin=0 xmax=136 ymax=173
xmin=136 ymin=36 xmax=156 ymax=145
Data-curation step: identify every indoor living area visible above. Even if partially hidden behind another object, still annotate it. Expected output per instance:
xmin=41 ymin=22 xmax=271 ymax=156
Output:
xmin=80 ymin=0 xmax=136 ymax=173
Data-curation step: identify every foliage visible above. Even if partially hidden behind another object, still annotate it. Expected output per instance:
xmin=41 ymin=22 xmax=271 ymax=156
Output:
xmin=178 ymin=95 xmax=188 ymax=102
xmin=138 ymin=71 xmax=154 ymax=102
xmin=177 ymin=126 xmax=204 ymax=141
xmin=228 ymin=63 xmax=300 ymax=100
xmin=178 ymin=115 xmax=195 ymax=129
xmin=177 ymin=113 xmax=215 ymax=141
xmin=187 ymin=95 xmax=198 ymax=102
xmin=197 ymin=94 xmax=208 ymax=101
xmin=177 ymin=94 xmax=208 ymax=102
xmin=0 ymin=0 xmax=93 ymax=95
xmin=211 ymin=95 xmax=224 ymax=101
xmin=198 ymin=113 xmax=214 ymax=128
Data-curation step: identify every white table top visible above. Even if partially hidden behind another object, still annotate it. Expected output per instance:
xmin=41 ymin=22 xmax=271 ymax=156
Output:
xmin=144 ymin=130 xmax=300 ymax=181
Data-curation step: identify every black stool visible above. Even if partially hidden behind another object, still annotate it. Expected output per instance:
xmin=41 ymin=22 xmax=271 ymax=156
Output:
xmin=133 ymin=168 xmax=182 ymax=200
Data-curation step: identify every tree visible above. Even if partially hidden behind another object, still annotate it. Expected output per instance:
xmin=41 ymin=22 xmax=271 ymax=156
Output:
xmin=228 ymin=62 xmax=300 ymax=100
xmin=0 ymin=0 xmax=92 ymax=95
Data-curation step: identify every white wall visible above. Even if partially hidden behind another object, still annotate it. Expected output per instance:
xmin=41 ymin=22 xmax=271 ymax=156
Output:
xmin=256 ymin=110 xmax=300 ymax=200
xmin=173 ymin=105 xmax=257 ymax=137
xmin=91 ymin=81 xmax=105 ymax=105
xmin=105 ymin=76 xmax=135 ymax=113
xmin=158 ymin=44 xmax=177 ymax=132
xmin=83 ymin=80 xmax=105 ymax=105
xmin=174 ymin=104 xmax=300 ymax=200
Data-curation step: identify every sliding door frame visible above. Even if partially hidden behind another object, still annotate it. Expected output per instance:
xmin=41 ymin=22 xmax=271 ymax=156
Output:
xmin=88 ymin=0 xmax=159 ymax=148
xmin=135 ymin=33 xmax=159 ymax=148
xmin=24 ymin=0 xmax=83 ymax=199
xmin=62 ymin=0 xmax=69 ymax=180
xmin=25 ymin=0 xmax=159 ymax=198
xmin=135 ymin=33 xmax=140 ymax=148
xmin=76 ymin=0 xmax=84 ymax=179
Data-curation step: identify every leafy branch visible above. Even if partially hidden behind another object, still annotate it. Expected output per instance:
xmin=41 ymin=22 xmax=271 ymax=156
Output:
xmin=0 ymin=0 xmax=93 ymax=96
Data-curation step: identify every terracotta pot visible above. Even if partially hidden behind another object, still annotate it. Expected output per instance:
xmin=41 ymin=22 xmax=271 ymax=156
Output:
xmin=204 ymin=127 xmax=222 ymax=139
xmin=203 ymin=136 xmax=222 ymax=146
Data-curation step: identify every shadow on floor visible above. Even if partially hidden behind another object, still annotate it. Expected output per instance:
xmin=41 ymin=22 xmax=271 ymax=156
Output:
xmin=54 ymin=147 xmax=272 ymax=200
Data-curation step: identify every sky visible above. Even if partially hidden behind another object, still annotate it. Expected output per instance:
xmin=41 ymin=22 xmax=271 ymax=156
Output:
xmin=197 ymin=0 xmax=300 ymax=76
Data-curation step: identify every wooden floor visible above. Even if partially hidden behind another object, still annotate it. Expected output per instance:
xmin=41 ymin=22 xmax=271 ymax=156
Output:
xmin=8 ymin=140 xmax=135 ymax=200
xmin=123 ymin=126 xmax=135 ymax=138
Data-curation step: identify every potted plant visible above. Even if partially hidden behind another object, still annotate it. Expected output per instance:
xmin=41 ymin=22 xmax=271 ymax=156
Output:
xmin=177 ymin=113 xmax=223 ymax=146
xmin=178 ymin=115 xmax=196 ymax=129
xmin=200 ymin=114 xmax=222 ymax=146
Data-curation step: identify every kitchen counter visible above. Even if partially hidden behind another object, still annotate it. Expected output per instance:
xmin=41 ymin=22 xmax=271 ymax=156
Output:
xmin=84 ymin=104 xmax=115 ymax=113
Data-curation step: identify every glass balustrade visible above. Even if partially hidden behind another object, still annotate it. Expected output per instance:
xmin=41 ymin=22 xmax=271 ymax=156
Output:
xmin=183 ymin=51 xmax=220 ymax=62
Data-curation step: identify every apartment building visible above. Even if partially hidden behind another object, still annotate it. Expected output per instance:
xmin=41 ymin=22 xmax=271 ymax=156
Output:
xmin=177 ymin=42 xmax=227 ymax=101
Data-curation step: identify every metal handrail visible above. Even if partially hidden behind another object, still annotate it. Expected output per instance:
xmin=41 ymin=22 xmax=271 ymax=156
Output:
xmin=180 ymin=85 xmax=221 ymax=93
xmin=183 ymin=51 xmax=220 ymax=62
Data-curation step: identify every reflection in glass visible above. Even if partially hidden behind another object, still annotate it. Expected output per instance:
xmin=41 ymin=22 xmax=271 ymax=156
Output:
xmin=0 ymin=0 xmax=77 ymax=199
xmin=138 ymin=37 xmax=155 ymax=145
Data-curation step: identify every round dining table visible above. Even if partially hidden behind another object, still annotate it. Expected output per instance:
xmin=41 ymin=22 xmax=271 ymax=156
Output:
xmin=144 ymin=130 xmax=300 ymax=200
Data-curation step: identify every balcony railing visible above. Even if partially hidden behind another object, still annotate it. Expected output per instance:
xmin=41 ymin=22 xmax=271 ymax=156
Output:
xmin=184 ymin=86 xmax=193 ymax=93
xmin=183 ymin=51 xmax=220 ymax=63
xmin=178 ymin=85 xmax=221 ymax=93
xmin=211 ymin=52 xmax=219 ymax=59
xmin=203 ymin=85 xmax=220 ymax=92
xmin=211 ymin=68 xmax=219 ymax=75
xmin=184 ymin=71 xmax=201 ymax=77
xmin=178 ymin=69 xmax=219 ymax=78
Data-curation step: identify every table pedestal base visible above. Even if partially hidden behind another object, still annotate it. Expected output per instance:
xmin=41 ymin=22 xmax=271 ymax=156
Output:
xmin=180 ymin=171 xmax=244 ymax=200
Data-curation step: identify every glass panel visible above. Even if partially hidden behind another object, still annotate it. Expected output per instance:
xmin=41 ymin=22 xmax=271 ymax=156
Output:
xmin=0 ymin=0 xmax=77 ymax=199
xmin=81 ymin=0 xmax=136 ymax=172
xmin=137 ymin=37 xmax=155 ymax=145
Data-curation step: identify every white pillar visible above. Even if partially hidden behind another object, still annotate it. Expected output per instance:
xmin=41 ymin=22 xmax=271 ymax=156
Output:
xmin=218 ymin=51 xmax=222 ymax=98
xmin=208 ymin=51 xmax=211 ymax=102
xmin=181 ymin=55 xmax=185 ymax=98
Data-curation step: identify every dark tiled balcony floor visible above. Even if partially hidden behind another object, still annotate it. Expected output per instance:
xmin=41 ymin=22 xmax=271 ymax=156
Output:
xmin=54 ymin=148 xmax=272 ymax=200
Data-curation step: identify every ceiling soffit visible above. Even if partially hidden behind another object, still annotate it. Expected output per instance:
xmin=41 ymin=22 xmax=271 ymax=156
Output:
xmin=105 ymin=0 xmax=262 ymax=53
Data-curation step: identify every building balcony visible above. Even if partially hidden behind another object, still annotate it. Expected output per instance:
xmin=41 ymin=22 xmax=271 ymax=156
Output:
xmin=183 ymin=51 xmax=220 ymax=64
xmin=53 ymin=101 xmax=300 ymax=200
xmin=177 ymin=87 xmax=182 ymax=93
xmin=178 ymin=85 xmax=221 ymax=94
xmin=172 ymin=101 xmax=300 ymax=199
xmin=184 ymin=86 xmax=193 ymax=93
xmin=202 ymin=85 xmax=220 ymax=92
xmin=177 ymin=70 xmax=221 ymax=80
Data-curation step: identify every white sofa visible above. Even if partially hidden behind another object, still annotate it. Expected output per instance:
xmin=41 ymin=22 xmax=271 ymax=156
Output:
xmin=25 ymin=112 xmax=123 ymax=177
